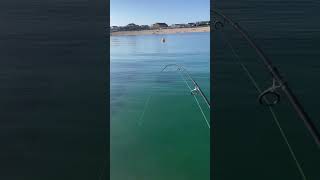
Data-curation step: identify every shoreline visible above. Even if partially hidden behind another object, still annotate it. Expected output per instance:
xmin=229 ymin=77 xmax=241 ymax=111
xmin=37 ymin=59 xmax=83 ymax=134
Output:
xmin=111 ymin=26 xmax=210 ymax=36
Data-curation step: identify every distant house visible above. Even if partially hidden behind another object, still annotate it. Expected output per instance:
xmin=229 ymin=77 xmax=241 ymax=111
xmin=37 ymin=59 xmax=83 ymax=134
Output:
xmin=196 ymin=21 xmax=210 ymax=27
xmin=188 ymin=23 xmax=196 ymax=27
xmin=125 ymin=23 xmax=140 ymax=31
xmin=152 ymin=23 xmax=169 ymax=29
xmin=171 ymin=24 xmax=187 ymax=28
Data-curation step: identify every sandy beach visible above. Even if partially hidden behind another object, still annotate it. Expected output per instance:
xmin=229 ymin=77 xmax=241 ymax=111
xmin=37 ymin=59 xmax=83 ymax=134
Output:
xmin=111 ymin=26 xmax=210 ymax=36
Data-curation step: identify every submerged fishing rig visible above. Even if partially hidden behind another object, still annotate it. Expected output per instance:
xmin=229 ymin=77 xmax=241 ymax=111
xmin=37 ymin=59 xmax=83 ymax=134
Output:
xmin=210 ymin=8 xmax=320 ymax=180
xmin=161 ymin=64 xmax=211 ymax=128
xmin=161 ymin=64 xmax=210 ymax=108
xmin=212 ymin=9 xmax=320 ymax=148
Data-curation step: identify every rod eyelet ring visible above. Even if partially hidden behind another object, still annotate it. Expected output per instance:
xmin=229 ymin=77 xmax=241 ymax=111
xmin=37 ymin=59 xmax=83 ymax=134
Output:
xmin=258 ymin=90 xmax=280 ymax=106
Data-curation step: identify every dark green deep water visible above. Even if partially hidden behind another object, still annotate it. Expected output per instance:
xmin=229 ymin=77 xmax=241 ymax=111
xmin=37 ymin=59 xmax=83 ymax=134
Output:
xmin=213 ymin=1 xmax=320 ymax=180
xmin=111 ymin=33 xmax=210 ymax=179
xmin=0 ymin=0 xmax=107 ymax=179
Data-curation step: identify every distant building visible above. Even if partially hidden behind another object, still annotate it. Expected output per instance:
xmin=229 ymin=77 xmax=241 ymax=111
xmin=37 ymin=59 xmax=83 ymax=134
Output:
xmin=152 ymin=23 xmax=169 ymax=29
xmin=188 ymin=23 xmax=196 ymax=27
xmin=125 ymin=23 xmax=140 ymax=30
xmin=171 ymin=24 xmax=187 ymax=28
xmin=196 ymin=21 xmax=210 ymax=27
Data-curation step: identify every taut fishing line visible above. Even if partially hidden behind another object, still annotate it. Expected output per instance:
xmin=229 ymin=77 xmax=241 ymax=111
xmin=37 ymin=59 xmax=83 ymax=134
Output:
xmin=179 ymin=71 xmax=211 ymax=128
xmin=162 ymin=64 xmax=210 ymax=129
xmin=220 ymin=29 xmax=307 ymax=180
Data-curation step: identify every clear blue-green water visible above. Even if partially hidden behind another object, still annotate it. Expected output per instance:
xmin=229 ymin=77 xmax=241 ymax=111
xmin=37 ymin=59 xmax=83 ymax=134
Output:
xmin=110 ymin=32 xmax=210 ymax=180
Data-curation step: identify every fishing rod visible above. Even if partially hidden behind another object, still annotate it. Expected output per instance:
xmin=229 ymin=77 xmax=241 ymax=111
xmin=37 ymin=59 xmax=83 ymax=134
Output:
xmin=212 ymin=8 xmax=320 ymax=147
xmin=161 ymin=64 xmax=210 ymax=109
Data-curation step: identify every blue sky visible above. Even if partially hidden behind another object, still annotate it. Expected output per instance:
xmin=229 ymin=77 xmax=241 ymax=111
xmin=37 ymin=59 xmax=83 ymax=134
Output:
xmin=110 ymin=0 xmax=210 ymax=26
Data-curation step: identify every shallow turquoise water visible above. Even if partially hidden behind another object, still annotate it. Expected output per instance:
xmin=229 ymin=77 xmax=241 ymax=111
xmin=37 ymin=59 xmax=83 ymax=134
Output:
xmin=110 ymin=32 xmax=210 ymax=180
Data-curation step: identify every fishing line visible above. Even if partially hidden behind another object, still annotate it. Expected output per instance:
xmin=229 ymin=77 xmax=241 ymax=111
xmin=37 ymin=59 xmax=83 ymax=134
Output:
xmin=181 ymin=68 xmax=211 ymax=109
xmin=220 ymin=30 xmax=307 ymax=180
xmin=162 ymin=64 xmax=211 ymax=109
xmin=138 ymin=95 xmax=152 ymax=126
xmin=178 ymin=71 xmax=211 ymax=129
